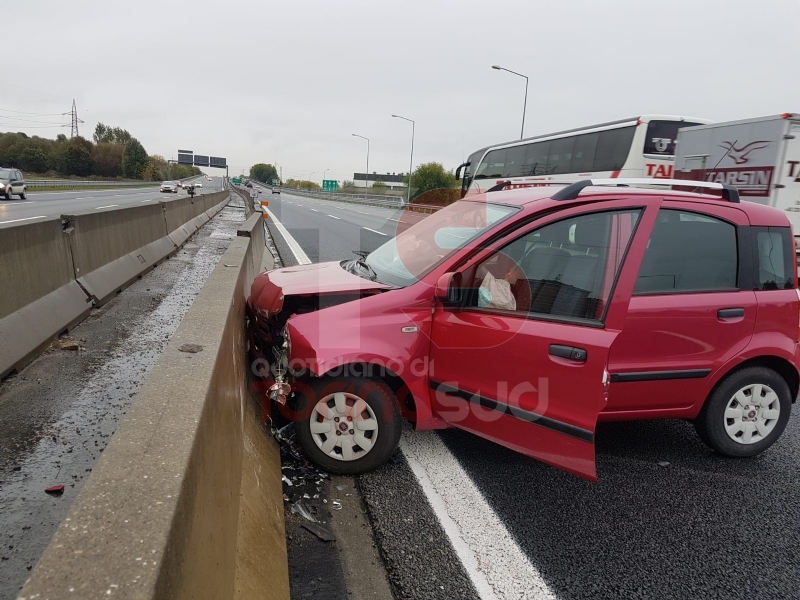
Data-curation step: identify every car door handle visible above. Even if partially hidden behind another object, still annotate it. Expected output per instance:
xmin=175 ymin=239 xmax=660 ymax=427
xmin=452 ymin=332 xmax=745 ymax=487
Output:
xmin=717 ymin=308 xmax=745 ymax=319
xmin=549 ymin=344 xmax=587 ymax=362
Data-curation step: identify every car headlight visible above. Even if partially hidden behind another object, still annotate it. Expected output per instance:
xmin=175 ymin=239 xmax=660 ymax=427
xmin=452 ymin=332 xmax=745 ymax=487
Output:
xmin=282 ymin=323 xmax=292 ymax=356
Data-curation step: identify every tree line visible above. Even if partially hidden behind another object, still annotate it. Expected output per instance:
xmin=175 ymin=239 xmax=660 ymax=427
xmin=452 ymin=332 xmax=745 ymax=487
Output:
xmin=0 ymin=123 xmax=201 ymax=181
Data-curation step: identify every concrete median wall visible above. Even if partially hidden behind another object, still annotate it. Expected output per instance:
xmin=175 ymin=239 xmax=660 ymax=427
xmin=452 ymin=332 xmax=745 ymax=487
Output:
xmin=20 ymin=208 xmax=289 ymax=600
xmin=0 ymin=218 xmax=92 ymax=378
xmin=0 ymin=191 xmax=230 ymax=378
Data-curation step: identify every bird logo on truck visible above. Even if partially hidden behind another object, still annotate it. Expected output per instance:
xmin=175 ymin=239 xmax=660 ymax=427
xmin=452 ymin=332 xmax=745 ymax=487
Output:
xmin=718 ymin=140 xmax=771 ymax=165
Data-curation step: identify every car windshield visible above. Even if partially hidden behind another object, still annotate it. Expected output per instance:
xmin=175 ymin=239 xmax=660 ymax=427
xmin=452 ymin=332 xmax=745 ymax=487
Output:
xmin=365 ymin=200 xmax=517 ymax=287
xmin=0 ymin=169 xmax=11 ymax=179
xmin=162 ymin=181 xmax=174 ymax=185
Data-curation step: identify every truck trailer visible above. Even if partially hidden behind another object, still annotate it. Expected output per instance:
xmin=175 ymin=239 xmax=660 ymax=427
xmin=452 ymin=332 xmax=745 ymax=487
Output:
xmin=674 ymin=113 xmax=800 ymax=241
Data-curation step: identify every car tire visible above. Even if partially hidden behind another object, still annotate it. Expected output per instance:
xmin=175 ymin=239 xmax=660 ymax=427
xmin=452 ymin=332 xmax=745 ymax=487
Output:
xmin=294 ymin=376 xmax=403 ymax=475
xmin=3 ymin=188 xmax=9 ymax=200
xmin=19 ymin=189 xmax=26 ymax=200
xmin=694 ymin=366 xmax=792 ymax=458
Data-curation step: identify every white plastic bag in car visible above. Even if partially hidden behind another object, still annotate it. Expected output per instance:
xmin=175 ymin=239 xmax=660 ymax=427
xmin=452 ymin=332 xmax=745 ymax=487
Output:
xmin=478 ymin=272 xmax=516 ymax=310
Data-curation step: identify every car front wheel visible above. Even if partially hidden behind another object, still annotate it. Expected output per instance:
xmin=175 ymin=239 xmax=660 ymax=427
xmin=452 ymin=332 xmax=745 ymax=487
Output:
xmin=3 ymin=187 xmax=9 ymax=200
xmin=695 ymin=366 xmax=792 ymax=457
xmin=19 ymin=188 xmax=26 ymax=200
xmin=294 ymin=376 xmax=402 ymax=474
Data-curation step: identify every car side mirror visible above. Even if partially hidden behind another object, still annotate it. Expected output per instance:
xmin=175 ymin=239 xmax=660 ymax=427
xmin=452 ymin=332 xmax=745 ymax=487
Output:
xmin=435 ymin=272 xmax=462 ymax=304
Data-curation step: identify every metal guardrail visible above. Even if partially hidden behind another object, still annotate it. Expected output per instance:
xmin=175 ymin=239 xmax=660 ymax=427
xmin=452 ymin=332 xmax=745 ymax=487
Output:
xmin=267 ymin=185 xmax=443 ymax=213
xmin=24 ymin=176 xmax=200 ymax=190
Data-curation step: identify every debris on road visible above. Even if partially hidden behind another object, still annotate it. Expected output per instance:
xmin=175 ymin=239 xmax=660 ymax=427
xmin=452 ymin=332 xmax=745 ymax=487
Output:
xmin=178 ymin=343 xmax=203 ymax=353
xmin=53 ymin=339 xmax=81 ymax=352
xmin=301 ymin=523 xmax=335 ymax=542
xmin=332 ymin=500 xmax=342 ymax=511
xmin=291 ymin=501 xmax=318 ymax=523
xmin=44 ymin=485 xmax=65 ymax=495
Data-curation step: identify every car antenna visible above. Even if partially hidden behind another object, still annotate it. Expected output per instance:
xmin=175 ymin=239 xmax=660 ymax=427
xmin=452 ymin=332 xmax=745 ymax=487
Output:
xmin=689 ymin=139 xmax=735 ymax=195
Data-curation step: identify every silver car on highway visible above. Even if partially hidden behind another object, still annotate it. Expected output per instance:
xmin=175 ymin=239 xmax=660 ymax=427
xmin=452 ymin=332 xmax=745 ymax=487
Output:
xmin=160 ymin=181 xmax=179 ymax=193
xmin=0 ymin=167 xmax=26 ymax=200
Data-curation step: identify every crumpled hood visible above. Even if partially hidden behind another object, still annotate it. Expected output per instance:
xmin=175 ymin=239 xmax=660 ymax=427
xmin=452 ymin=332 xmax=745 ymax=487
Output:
xmin=249 ymin=261 xmax=390 ymax=315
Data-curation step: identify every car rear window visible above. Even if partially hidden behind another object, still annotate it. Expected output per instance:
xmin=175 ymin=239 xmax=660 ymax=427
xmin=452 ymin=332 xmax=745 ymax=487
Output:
xmin=754 ymin=227 xmax=795 ymax=290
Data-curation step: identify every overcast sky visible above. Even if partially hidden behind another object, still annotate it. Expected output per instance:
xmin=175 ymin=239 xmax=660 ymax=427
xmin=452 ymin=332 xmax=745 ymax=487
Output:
xmin=6 ymin=0 xmax=799 ymax=181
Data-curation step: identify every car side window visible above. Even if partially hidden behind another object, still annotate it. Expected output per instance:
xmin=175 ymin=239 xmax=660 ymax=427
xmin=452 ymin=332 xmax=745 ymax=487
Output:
xmin=467 ymin=209 xmax=641 ymax=322
xmin=634 ymin=209 xmax=738 ymax=295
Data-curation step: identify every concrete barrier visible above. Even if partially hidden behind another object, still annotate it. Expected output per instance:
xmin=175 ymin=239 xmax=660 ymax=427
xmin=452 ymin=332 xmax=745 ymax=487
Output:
xmin=20 ymin=209 xmax=289 ymax=600
xmin=0 ymin=218 xmax=92 ymax=377
xmin=0 ymin=191 xmax=231 ymax=378
xmin=64 ymin=203 xmax=173 ymax=305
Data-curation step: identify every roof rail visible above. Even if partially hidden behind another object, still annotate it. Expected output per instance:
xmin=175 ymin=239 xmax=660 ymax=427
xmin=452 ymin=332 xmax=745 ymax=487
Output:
xmin=486 ymin=180 xmax=576 ymax=193
xmin=551 ymin=178 xmax=740 ymax=203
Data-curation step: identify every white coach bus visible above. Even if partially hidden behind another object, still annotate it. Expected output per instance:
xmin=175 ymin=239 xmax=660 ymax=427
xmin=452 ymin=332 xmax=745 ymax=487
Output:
xmin=456 ymin=114 xmax=712 ymax=197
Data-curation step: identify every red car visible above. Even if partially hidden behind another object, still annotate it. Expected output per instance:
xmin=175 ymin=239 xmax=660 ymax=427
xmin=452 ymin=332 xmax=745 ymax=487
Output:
xmin=248 ymin=179 xmax=799 ymax=481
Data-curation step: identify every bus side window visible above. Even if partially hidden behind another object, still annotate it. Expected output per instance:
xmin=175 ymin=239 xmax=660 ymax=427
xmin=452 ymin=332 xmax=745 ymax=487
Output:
xmin=504 ymin=145 xmax=527 ymax=178
xmin=524 ymin=141 xmax=550 ymax=176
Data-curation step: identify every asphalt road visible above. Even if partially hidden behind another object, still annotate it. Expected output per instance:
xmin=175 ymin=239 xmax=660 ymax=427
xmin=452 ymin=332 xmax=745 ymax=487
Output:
xmin=264 ymin=189 xmax=800 ymax=600
xmin=0 ymin=176 xmax=223 ymax=226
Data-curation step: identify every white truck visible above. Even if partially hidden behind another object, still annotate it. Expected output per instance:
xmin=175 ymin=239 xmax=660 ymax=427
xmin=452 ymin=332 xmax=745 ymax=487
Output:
xmin=674 ymin=113 xmax=800 ymax=241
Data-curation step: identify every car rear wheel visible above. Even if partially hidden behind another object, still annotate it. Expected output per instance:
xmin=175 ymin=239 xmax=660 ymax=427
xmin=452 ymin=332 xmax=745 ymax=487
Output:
xmin=19 ymin=189 xmax=26 ymax=200
xmin=694 ymin=366 xmax=791 ymax=457
xmin=3 ymin=188 xmax=9 ymax=200
xmin=294 ymin=376 xmax=402 ymax=474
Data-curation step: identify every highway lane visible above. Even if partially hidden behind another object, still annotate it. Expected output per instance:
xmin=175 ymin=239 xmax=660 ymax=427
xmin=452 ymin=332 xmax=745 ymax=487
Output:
xmin=256 ymin=187 xmax=405 ymax=260
xmin=264 ymin=191 xmax=800 ymax=600
xmin=0 ymin=176 xmax=223 ymax=225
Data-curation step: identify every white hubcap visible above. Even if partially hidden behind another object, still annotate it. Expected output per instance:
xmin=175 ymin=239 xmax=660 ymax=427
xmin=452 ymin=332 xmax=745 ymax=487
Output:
xmin=310 ymin=392 xmax=379 ymax=461
xmin=723 ymin=383 xmax=781 ymax=445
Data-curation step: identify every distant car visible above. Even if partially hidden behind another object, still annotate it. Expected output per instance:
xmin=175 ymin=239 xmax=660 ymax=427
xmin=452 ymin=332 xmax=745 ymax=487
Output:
xmin=0 ymin=167 xmax=26 ymax=200
xmin=245 ymin=181 xmax=253 ymax=188
xmin=272 ymin=187 xmax=281 ymax=194
xmin=194 ymin=181 xmax=203 ymax=188
xmin=160 ymin=181 xmax=179 ymax=193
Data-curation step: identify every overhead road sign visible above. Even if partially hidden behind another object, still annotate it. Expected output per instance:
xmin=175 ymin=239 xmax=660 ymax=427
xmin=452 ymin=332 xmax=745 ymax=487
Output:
xmin=178 ymin=153 xmax=193 ymax=165
xmin=210 ymin=156 xmax=227 ymax=168
xmin=194 ymin=155 xmax=209 ymax=167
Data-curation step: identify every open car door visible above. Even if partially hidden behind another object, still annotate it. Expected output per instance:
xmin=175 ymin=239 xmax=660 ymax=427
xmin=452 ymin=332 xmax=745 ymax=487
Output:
xmin=428 ymin=206 xmax=645 ymax=481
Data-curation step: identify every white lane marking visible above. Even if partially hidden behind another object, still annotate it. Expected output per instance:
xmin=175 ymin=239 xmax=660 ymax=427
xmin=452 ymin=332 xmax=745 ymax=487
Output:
xmin=363 ymin=227 xmax=387 ymax=236
xmin=402 ymin=432 xmax=557 ymax=600
xmin=94 ymin=204 xmax=118 ymax=209
xmin=356 ymin=211 xmax=368 ymax=214
xmin=310 ymin=208 xmax=319 ymax=212
xmin=387 ymin=218 xmax=399 ymax=222
xmin=328 ymin=215 xmax=340 ymax=220
xmin=0 ymin=201 xmax=35 ymax=205
xmin=141 ymin=198 xmax=153 ymax=202
xmin=0 ymin=215 xmax=48 ymax=224
xmin=113 ymin=194 xmax=126 ymax=197
xmin=264 ymin=207 xmax=311 ymax=265
xmin=74 ymin=197 xmax=88 ymax=200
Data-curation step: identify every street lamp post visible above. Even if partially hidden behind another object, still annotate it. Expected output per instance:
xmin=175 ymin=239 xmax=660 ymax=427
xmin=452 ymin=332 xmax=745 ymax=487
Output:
xmin=391 ymin=114 xmax=415 ymax=204
xmin=352 ymin=133 xmax=369 ymax=194
xmin=492 ymin=64 xmax=528 ymax=139
xmin=323 ymin=168 xmax=329 ymax=183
